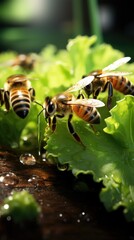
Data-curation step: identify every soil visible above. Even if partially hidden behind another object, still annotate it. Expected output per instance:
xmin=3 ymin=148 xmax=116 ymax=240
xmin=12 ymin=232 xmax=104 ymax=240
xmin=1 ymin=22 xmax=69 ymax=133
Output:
xmin=0 ymin=150 xmax=134 ymax=240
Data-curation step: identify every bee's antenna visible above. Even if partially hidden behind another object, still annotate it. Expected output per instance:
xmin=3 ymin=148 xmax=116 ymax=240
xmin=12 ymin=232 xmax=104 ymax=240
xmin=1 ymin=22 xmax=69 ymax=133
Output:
xmin=34 ymin=100 xmax=43 ymax=108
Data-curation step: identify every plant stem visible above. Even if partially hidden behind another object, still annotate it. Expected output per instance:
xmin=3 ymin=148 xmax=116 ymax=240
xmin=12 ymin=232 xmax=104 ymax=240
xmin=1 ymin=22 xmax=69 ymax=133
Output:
xmin=87 ymin=0 xmax=103 ymax=44
xmin=72 ymin=0 xmax=83 ymax=36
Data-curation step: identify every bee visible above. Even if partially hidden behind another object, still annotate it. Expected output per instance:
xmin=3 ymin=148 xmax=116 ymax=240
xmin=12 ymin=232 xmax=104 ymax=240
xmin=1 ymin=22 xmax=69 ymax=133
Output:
xmin=11 ymin=54 xmax=36 ymax=70
xmin=0 ymin=74 xmax=35 ymax=118
xmin=42 ymin=87 xmax=104 ymax=146
xmin=0 ymin=54 xmax=36 ymax=70
xmin=68 ymin=57 xmax=133 ymax=109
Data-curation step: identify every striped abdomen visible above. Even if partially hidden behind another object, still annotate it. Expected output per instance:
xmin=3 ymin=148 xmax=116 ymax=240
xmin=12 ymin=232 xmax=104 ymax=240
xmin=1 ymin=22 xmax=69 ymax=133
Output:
xmin=107 ymin=76 xmax=134 ymax=95
xmin=72 ymin=105 xmax=100 ymax=124
xmin=10 ymin=89 xmax=31 ymax=118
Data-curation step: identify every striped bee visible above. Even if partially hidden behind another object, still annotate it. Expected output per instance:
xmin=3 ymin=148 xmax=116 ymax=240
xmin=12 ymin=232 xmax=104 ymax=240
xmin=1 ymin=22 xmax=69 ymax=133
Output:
xmin=10 ymin=54 xmax=36 ymax=70
xmin=0 ymin=74 xmax=35 ymax=118
xmin=42 ymin=82 xmax=104 ymax=146
xmin=0 ymin=54 xmax=36 ymax=70
xmin=68 ymin=57 xmax=133 ymax=109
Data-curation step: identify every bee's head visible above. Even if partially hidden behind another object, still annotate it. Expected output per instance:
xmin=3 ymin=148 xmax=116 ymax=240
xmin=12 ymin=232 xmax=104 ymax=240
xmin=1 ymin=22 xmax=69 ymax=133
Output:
xmin=44 ymin=96 xmax=56 ymax=118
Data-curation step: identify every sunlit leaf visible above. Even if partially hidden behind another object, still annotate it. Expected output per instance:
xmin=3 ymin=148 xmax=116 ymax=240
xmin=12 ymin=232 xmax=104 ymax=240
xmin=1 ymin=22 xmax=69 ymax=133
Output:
xmin=1 ymin=35 xmax=134 ymax=221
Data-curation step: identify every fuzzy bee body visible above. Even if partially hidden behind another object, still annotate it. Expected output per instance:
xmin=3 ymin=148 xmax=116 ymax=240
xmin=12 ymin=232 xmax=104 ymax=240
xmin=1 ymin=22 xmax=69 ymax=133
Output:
xmin=9 ymin=87 xmax=31 ymax=118
xmin=43 ymin=91 xmax=104 ymax=146
xmin=11 ymin=54 xmax=36 ymax=70
xmin=72 ymin=104 xmax=100 ymax=124
xmin=106 ymin=76 xmax=134 ymax=95
xmin=80 ymin=57 xmax=133 ymax=109
xmin=1 ymin=74 xmax=35 ymax=118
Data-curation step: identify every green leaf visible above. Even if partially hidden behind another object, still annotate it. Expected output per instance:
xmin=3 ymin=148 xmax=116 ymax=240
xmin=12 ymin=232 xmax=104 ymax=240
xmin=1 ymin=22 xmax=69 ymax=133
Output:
xmin=66 ymin=35 xmax=97 ymax=81
xmin=0 ymin=104 xmax=39 ymax=148
xmin=43 ymin=36 xmax=134 ymax=221
xmin=1 ymin=35 xmax=134 ymax=221
xmin=104 ymin=95 xmax=134 ymax=149
xmin=45 ymin=96 xmax=134 ymax=221
xmin=0 ymin=190 xmax=41 ymax=223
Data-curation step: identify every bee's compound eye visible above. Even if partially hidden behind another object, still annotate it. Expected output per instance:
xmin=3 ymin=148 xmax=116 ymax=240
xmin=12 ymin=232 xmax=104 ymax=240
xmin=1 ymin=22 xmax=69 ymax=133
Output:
xmin=47 ymin=102 xmax=55 ymax=115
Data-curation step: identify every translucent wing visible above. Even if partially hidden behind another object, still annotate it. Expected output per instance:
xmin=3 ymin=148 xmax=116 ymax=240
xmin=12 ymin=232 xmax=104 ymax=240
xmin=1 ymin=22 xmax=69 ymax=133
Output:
xmin=67 ymin=75 xmax=94 ymax=92
xmin=0 ymin=59 xmax=15 ymax=67
xmin=98 ymin=71 xmax=132 ymax=78
xmin=103 ymin=57 xmax=131 ymax=72
xmin=67 ymin=98 xmax=105 ymax=108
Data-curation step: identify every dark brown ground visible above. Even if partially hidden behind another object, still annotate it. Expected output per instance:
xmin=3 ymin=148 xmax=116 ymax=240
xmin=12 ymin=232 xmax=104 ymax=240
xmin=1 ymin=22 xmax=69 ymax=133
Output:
xmin=0 ymin=150 xmax=134 ymax=240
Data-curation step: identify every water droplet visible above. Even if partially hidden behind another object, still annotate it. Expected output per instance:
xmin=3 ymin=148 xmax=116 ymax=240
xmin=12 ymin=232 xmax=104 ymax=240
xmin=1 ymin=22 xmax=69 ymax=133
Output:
xmin=19 ymin=153 xmax=36 ymax=165
xmin=78 ymin=211 xmax=91 ymax=222
xmin=81 ymin=211 xmax=85 ymax=216
xmin=95 ymin=131 xmax=100 ymax=136
xmin=3 ymin=204 xmax=9 ymax=210
xmin=6 ymin=216 xmax=12 ymax=221
xmin=27 ymin=175 xmax=45 ymax=187
xmin=0 ymin=172 xmax=19 ymax=186
xmin=59 ymin=213 xmax=63 ymax=218
xmin=11 ymin=142 xmax=19 ymax=149
xmin=46 ymin=203 xmax=50 ymax=207
xmin=57 ymin=162 xmax=69 ymax=171
xmin=41 ymin=153 xmax=46 ymax=162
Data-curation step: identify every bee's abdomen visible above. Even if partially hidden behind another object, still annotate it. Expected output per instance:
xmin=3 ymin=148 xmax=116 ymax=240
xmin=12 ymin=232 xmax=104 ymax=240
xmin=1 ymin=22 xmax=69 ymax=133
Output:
xmin=73 ymin=105 xmax=100 ymax=124
xmin=10 ymin=89 xmax=30 ymax=118
xmin=109 ymin=76 xmax=134 ymax=95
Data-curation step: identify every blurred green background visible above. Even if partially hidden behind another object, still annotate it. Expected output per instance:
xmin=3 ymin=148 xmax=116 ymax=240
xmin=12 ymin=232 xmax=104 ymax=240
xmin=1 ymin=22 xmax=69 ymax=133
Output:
xmin=0 ymin=0 xmax=134 ymax=60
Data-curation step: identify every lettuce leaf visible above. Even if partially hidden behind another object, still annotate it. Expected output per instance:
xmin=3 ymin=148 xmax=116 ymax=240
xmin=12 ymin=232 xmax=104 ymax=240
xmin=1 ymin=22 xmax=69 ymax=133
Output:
xmin=1 ymin=35 xmax=134 ymax=221
xmin=43 ymin=36 xmax=134 ymax=221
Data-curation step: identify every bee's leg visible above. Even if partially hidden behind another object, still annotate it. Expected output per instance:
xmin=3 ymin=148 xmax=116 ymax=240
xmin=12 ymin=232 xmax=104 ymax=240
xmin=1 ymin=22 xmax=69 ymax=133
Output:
xmin=0 ymin=88 xmax=4 ymax=106
xmin=107 ymin=82 xmax=113 ymax=109
xmin=4 ymin=91 xmax=10 ymax=111
xmin=29 ymin=87 xmax=36 ymax=101
xmin=102 ymin=81 xmax=113 ymax=109
xmin=93 ymin=86 xmax=102 ymax=99
xmin=90 ymin=124 xmax=98 ymax=134
xmin=51 ymin=116 xmax=56 ymax=131
xmin=77 ymin=92 xmax=85 ymax=99
xmin=68 ymin=114 xmax=85 ymax=147
xmin=51 ymin=114 xmax=64 ymax=132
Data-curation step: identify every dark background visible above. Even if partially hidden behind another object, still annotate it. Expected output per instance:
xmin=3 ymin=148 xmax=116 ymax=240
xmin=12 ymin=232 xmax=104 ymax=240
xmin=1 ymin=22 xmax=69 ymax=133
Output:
xmin=0 ymin=0 xmax=133 ymax=59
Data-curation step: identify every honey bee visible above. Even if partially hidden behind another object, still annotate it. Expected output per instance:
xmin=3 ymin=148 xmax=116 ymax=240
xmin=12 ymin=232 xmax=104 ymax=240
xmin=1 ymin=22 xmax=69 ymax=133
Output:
xmin=0 ymin=74 xmax=35 ymax=118
xmin=42 ymin=87 xmax=105 ymax=146
xmin=0 ymin=54 xmax=36 ymax=70
xmin=11 ymin=54 xmax=36 ymax=70
xmin=68 ymin=57 xmax=133 ymax=109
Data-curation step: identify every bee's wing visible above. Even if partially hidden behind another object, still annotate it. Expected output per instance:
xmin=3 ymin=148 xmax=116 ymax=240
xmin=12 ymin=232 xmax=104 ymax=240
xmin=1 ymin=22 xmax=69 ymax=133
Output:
xmin=103 ymin=57 xmax=131 ymax=72
xmin=98 ymin=71 xmax=132 ymax=78
xmin=12 ymin=76 xmax=28 ymax=82
xmin=67 ymin=75 xmax=94 ymax=92
xmin=67 ymin=98 xmax=105 ymax=108
xmin=0 ymin=59 xmax=15 ymax=67
xmin=9 ymin=75 xmax=38 ymax=82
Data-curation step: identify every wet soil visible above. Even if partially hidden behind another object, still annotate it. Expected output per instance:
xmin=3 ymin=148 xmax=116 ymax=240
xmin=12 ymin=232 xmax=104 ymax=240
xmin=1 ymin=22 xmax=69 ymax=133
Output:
xmin=0 ymin=150 xmax=134 ymax=240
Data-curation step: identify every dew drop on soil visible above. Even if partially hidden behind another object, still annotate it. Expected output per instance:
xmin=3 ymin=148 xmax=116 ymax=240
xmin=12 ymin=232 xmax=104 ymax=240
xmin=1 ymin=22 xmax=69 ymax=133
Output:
xmin=78 ymin=211 xmax=91 ymax=222
xmin=57 ymin=162 xmax=69 ymax=171
xmin=6 ymin=215 xmax=12 ymax=221
xmin=27 ymin=175 xmax=45 ymax=187
xmin=0 ymin=172 xmax=19 ymax=186
xmin=19 ymin=153 xmax=36 ymax=165
xmin=59 ymin=213 xmax=63 ymax=218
